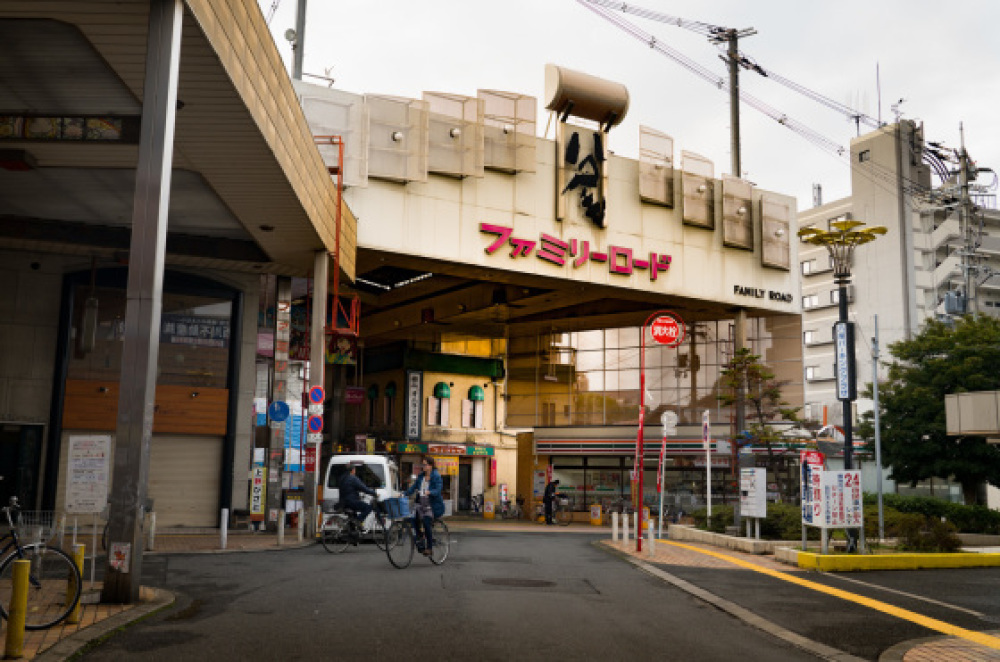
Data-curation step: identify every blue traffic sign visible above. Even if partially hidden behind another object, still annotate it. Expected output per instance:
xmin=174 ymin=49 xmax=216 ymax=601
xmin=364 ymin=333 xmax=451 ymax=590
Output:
xmin=307 ymin=415 xmax=323 ymax=433
xmin=268 ymin=401 xmax=290 ymax=423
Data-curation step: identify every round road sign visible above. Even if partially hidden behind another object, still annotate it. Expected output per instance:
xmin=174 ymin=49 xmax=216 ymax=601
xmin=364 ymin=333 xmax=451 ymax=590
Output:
xmin=307 ymin=415 xmax=324 ymax=434
xmin=267 ymin=401 xmax=290 ymax=423
xmin=308 ymin=386 xmax=325 ymax=405
xmin=649 ymin=313 xmax=685 ymax=347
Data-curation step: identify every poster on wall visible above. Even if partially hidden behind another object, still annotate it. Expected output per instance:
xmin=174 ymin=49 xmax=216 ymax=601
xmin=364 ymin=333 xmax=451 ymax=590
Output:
xmin=65 ymin=434 xmax=111 ymax=515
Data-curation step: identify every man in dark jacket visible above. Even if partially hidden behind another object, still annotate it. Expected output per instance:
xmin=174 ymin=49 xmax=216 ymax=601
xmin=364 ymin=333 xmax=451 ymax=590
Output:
xmin=339 ymin=460 xmax=377 ymax=522
xmin=543 ymin=479 xmax=564 ymax=525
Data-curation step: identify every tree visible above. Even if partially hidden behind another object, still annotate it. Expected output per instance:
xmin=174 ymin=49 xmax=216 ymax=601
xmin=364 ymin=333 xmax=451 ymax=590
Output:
xmin=718 ymin=348 xmax=800 ymax=499
xmin=861 ymin=314 xmax=1000 ymax=505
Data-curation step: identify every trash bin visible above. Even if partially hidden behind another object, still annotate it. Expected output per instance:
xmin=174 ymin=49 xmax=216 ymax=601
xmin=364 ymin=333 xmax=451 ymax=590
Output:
xmin=590 ymin=504 xmax=602 ymax=526
xmin=484 ymin=500 xmax=495 ymax=520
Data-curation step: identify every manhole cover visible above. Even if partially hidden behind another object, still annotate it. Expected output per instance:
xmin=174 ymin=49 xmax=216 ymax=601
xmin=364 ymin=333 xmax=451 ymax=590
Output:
xmin=481 ymin=578 xmax=555 ymax=588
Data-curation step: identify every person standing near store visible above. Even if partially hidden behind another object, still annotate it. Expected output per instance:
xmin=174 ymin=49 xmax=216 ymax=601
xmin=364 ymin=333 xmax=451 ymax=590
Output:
xmin=543 ymin=479 xmax=565 ymax=525
xmin=405 ymin=456 xmax=444 ymax=555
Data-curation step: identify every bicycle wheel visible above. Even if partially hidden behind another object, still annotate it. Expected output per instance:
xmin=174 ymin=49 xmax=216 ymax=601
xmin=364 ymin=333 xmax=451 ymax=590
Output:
xmin=386 ymin=522 xmax=414 ymax=569
xmin=0 ymin=544 xmax=82 ymax=630
xmin=556 ymin=508 xmax=571 ymax=526
xmin=429 ymin=520 xmax=450 ymax=565
xmin=371 ymin=513 xmax=388 ymax=552
xmin=320 ymin=516 xmax=350 ymax=554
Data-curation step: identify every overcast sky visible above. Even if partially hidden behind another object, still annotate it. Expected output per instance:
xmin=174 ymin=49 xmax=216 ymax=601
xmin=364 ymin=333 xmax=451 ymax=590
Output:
xmin=257 ymin=0 xmax=999 ymax=213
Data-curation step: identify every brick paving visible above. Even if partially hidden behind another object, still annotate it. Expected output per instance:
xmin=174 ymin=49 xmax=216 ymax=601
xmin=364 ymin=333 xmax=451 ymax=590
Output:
xmin=900 ymin=636 xmax=1000 ymax=661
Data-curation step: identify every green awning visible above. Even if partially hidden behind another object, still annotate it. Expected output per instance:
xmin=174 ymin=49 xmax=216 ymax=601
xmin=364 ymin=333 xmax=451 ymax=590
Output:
xmin=366 ymin=384 xmax=379 ymax=400
xmin=468 ymin=385 xmax=485 ymax=402
xmin=384 ymin=381 xmax=397 ymax=398
xmin=433 ymin=382 xmax=451 ymax=399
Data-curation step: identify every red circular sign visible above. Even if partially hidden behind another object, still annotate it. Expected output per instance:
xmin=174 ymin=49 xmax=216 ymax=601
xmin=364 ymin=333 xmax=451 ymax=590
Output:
xmin=649 ymin=314 xmax=685 ymax=347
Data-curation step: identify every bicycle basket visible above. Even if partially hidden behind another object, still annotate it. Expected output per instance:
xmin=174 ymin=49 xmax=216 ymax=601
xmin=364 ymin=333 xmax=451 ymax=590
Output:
xmin=15 ymin=511 xmax=56 ymax=544
xmin=557 ymin=498 xmax=570 ymax=507
xmin=383 ymin=497 xmax=410 ymax=519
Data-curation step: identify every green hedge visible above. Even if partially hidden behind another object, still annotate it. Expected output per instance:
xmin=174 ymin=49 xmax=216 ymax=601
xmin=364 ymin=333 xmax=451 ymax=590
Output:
xmin=863 ymin=493 xmax=1000 ymax=534
xmin=691 ymin=503 xmax=820 ymax=541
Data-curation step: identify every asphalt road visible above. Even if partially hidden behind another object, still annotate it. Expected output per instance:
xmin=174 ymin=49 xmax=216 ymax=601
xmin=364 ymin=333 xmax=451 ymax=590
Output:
xmin=81 ymin=530 xmax=818 ymax=661
xmin=651 ymin=557 xmax=1000 ymax=660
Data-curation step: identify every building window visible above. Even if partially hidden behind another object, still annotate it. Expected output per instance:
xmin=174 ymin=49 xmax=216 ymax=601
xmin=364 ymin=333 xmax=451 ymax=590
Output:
xmin=799 ymin=224 xmax=815 ymax=243
xmin=427 ymin=382 xmax=451 ymax=426
xmin=801 ymin=260 xmax=814 ymax=275
xmin=859 ymin=150 xmax=871 ymax=162
xmin=830 ymin=289 xmax=840 ymax=304
xmin=461 ymin=385 xmax=486 ymax=429
xmin=803 ymin=294 xmax=819 ymax=308
xmin=383 ymin=381 xmax=397 ymax=426
xmin=803 ymin=330 xmax=815 ymax=344
xmin=805 ymin=366 xmax=816 ymax=380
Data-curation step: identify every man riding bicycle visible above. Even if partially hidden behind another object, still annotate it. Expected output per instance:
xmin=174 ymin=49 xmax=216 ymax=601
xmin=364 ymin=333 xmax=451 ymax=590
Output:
xmin=404 ymin=456 xmax=444 ymax=556
xmin=339 ymin=460 xmax=377 ymax=524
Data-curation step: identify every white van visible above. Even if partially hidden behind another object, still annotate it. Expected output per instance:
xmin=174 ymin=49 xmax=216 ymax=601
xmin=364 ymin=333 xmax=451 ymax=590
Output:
xmin=322 ymin=454 xmax=401 ymax=511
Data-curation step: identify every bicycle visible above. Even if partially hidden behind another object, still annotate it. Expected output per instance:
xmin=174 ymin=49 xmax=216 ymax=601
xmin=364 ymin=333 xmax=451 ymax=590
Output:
xmin=0 ymin=497 xmax=82 ymax=630
xmin=498 ymin=499 xmax=521 ymax=520
xmin=385 ymin=504 xmax=450 ymax=569
xmin=319 ymin=495 xmax=388 ymax=554
xmin=540 ymin=497 xmax=571 ymax=526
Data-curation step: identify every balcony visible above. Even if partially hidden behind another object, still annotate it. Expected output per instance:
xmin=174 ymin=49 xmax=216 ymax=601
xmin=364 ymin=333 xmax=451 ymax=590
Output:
xmin=930 ymin=217 xmax=960 ymax=251
xmin=933 ymin=254 xmax=962 ymax=285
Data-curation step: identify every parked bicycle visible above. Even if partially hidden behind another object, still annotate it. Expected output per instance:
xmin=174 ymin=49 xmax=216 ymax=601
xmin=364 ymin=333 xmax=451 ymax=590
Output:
xmin=498 ymin=499 xmax=521 ymax=520
xmin=319 ymin=494 xmax=388 ymax=554
xmin=0 ymin=497 xmax=82 ymax=630
xmin=543 ymin=497 xmax=571 ymax=526
xmin=384 ymin=497 xmax=450 ymax=569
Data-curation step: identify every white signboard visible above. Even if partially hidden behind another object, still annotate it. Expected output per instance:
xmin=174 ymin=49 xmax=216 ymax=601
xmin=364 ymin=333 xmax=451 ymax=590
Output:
xmin=800 ymin=451 xmax=826 ymax=525
xmin=740 ymin=468 xmax=767 ymax=519
xmin=64 ymin=434 xmax=111 ymax=514
xmin=821 ymin=470 xmax=863 ymax=528
xmin=803 ymin=469 xmax=863 ymax=530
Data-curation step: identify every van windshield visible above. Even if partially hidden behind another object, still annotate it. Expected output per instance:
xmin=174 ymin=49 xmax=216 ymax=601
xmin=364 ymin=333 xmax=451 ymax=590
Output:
xmin=328 ymin=463 xmax=386 ymax=490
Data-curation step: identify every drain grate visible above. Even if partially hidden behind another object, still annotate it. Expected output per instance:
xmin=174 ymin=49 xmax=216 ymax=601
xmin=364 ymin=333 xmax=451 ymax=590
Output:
xmin=481 ymin=578 xmax=556 ymax=588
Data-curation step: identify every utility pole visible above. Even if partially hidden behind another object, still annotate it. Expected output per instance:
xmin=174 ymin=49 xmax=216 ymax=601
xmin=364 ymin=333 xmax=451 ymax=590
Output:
xmin=958 ymin=123 xmax=976 ymax=313
xmin=872 ymin=315 xmax=884 ymax=542
xmin=711 ymin=27 xmax=756 ymax=177
xmin=292 ymin=0 xmax=306 ymax=80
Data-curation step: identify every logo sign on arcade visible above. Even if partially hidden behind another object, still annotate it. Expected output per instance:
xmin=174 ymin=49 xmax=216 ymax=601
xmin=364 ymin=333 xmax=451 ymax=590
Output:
xmin=649 ymin=313 xmax=686 ymax=347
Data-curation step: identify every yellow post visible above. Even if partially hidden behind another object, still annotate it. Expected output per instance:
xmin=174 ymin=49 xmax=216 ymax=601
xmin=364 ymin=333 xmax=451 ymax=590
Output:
xmin=4 ymin=559 xmax=29 ymax=659
xmin=65 ymin=544 xmax=84 ymax=624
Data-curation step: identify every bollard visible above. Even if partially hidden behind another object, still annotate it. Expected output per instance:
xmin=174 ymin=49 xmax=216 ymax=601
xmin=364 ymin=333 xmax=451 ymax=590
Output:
xmin=622 ymin=513 xmax=630 ymax=542
xmin=66 ymin=544 xmax=85 ymax=624
xmin=220 ymin=508 xmax=229 ymax=550
xmin=648 ymin=518 xmax=655 ymax=556
xmin=634 ymin=512 xmax=640 ymax=543
xmin=611 ymin=512 xmax=618 ymax=542
xmin=277 ymin=509 xmax=285 ymax=546
xmin=4 ymin=559 xmax=29 ymax=658
xmin=296 ymin=509 xmax=304 ymax=542
xmin=147 ymin=512 xmax=157 ymax=552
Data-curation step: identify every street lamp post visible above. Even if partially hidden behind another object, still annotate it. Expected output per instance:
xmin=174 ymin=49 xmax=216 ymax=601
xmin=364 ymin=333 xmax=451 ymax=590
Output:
xmin=798 ymin=220 xmax=887 ymax=550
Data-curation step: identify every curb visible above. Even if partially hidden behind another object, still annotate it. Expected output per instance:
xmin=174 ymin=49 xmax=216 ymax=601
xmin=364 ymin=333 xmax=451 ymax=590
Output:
xmin=33 ymin=588 xmax=176 ymax=662
xmin=595 ymin=541 xmax=865 ymax=662
xmin=775 ymin=547 xmax=1000 ymax=572
xmin=144 ymin=538 xmax=317 ymax=556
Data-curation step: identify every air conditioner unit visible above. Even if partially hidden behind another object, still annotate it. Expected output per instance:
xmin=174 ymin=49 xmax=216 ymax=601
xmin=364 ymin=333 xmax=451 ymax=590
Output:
xmin=681 ymin=151 xmax=714 ymax=229
xmin=294 ymin=82 xmax=369 ymax=187
xmin=479 ymin=90 xmax=536 ymax=173
xmin=424 ymin=92 xmax=484 ymax=178
xmin=639 ymin=125 xmax=674 ymax=207
xmin=366 ymin=94 xmax=428 ymax=183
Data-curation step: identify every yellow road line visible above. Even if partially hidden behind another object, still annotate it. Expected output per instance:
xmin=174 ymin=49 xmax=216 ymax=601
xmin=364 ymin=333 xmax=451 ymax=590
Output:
xmin=662 ymin=540 xmax=1000 ymax=651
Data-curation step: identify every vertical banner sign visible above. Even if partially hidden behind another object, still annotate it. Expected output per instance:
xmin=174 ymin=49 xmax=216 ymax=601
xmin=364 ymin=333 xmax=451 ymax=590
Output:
xmin=65 ymin=434 xmax=111 ymax=515
xmin=821 ymin=470 xmax=862 ymax=528
xmin=800 ymin=450 xmax=826 ymax=525
xmin=489 ymin=458 xmax=497 ymax=487
xmin=405 ymin=370 xmax=423 ymax=440
xmin=250 ymin=466 xmax=266 ymax=521
xmin=834 ymin=321 xmax=857 ymax=401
